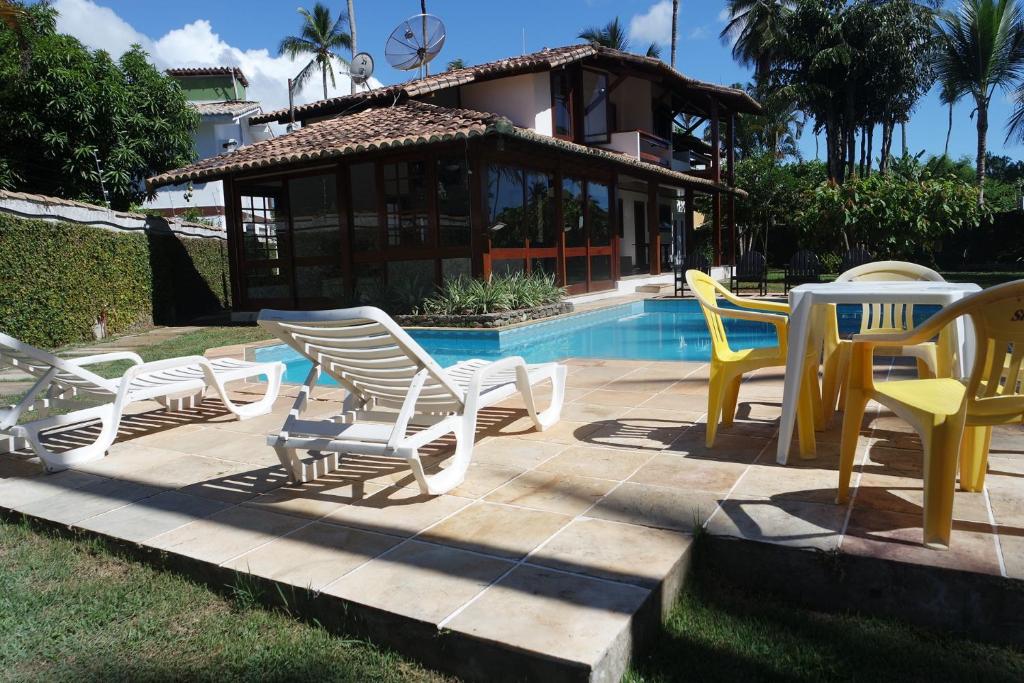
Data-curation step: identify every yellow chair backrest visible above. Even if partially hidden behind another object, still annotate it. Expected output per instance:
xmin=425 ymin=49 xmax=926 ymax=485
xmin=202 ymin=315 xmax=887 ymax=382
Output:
xmin=836 ymin=260 xmax=946 ymax=337
xmin=687 ymin=269 xmax=732 ymax=358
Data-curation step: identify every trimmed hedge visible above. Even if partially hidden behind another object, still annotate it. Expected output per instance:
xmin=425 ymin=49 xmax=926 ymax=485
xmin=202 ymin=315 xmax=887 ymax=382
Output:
xmin=0 ymin=214 xmax=230 ymax=348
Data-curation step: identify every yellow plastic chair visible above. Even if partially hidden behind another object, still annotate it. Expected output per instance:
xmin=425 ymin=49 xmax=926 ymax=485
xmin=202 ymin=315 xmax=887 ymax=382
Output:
xmin=837 ymin=279 xmax=1024 ymax=549
xmin=687 ymin=269 xmax=820 ymax=454
xmin=821 ymin=261 xmax=950 ymax=423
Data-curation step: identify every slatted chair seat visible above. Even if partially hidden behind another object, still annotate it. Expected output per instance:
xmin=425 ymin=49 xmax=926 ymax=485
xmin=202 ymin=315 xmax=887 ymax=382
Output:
xmin=0 ymin=333 xmax=284 ymax=472
xmin=676 ymin=252 xmax=711 ymax=296
xmin=258 ymin=306 xmax=567 ymax=496
xmin=839 ymin=246 xmax=873 ymax=274
xmin=784 ymin=249 xmax=823 ymax=294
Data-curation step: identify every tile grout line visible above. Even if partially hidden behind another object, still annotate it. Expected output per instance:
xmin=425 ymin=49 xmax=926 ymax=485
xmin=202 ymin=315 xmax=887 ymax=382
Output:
xmin=982 ymin=488 xmax=1007 ymax=578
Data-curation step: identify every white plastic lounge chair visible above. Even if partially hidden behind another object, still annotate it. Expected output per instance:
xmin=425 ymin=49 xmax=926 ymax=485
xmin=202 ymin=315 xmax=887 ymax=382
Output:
xmin=0 ymin=332 xmax=284 ymax=471
xmin=257 ymin=306 xmax=567 ymax=496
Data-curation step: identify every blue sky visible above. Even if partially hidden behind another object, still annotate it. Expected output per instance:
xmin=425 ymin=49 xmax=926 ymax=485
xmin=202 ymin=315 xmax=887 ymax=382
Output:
xmin=53 ymin=0 xmax=1024 ymax=162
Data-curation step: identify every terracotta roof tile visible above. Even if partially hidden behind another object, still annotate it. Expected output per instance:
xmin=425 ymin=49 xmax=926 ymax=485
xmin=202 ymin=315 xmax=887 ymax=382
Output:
xmin=147 ymin=101 xmax=745 ymax=197
xmin=191 ymin=101 xmax=262 ymax=117
xmin=250 ymin=44 xmax=759 ymax=124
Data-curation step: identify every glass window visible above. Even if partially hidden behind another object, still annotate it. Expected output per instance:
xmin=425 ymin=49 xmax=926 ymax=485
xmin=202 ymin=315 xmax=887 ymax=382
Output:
xmin=582 ymin=70 xmax=609 ymax=143
xmin=590 ymin=255 xmax=612 ymax=282
xmin=350 ymin=163 xmax=379 ymax=251
xmin=289 ymin=174 xmax=340 ymax=258
xmin=386 ymin=260 xmax=436 ymax=309
xmin=353 ymin=263 xmax=384 ymax=304
xmin=442 ymin=257 xmax=471 ymax=282
xmin=588 ymin=181 xmax=611 ymax=247
xmin=563 ymin=177 xmax=584 ymax=247
xmin=294 ymin=264 xmax=345 ymax=304
xmin=566 ymin=256 xmax=587 ymax=286
xmin=244 ymin=265 xmax=290 ymax=302
xmin=239 ymin=181 xmax=286 ymax=261
xmin=551 ymin=70 xmax=573 ymax=138
xmin=486 ymin=165 xmax=525 ymax=248
xmin=493 ymin=259 xmax=526 ymax=277
xmin=384 ymin=160 xmax=429 ymax=248
xmin=437 ymin=157 xmax=471 ymax=246
xmin=525 ymin=171 xmax=555 ymax=248
xmin=530 ymin=258 xmax=558 ymax=280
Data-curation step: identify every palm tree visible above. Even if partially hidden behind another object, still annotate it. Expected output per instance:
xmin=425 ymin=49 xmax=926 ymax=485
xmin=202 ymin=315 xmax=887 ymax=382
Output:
xmin=347 ymin=0 xmax=357 ymax=95
xmin=671 ymin=0 xmax=679 ymax=67
xmin=935 ymin=0 xmax=1024 ymax=201
xmin=720 ymin=0 xmax=794 ymax=84
xmin=446 ymin=58 xmax=465 ymax=71
xmin=579 ymin=17 xmax=661 ymax=58
xmin=279 ymin=3 xmax=352 ymax=100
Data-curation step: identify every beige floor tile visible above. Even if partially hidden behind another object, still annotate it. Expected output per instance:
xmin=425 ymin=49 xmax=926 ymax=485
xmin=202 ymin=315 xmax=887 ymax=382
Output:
xmin=78 ymin=491 xmax=229 ymax=542
xmin=666 ymin=431 xmax=772 ymax=464
xmin=855 ymin=471 xmax=991 ymax=524
xmin=150 ymin=505 xmax=307 ymax=564
xmin=0 ymin=470 xmax=104 ymax=508
xmin=998 ymin=527 xmax=1024 ymax=579
xmin=419 ymin=501 xmax=570 ymax=560
xmin=580 ymin=389 xmax=660 ymax=408
xmin=586 ymin=417 xmax=685 ymax=452
xmin=989 ymin=491 xmax=1024 ymax=527
xmin=490 ymin=419 xmax=604 ymax=445
xmin=447 ymin=463 xmax=526 ymax=498
xmin=588 ymin=482 xmax=723 ymax=532
xmin=537 ymin=445 xmax=651 ymax=481
xmin=226 ymin=522 xmax=401 ymax=591
xmin=731 ymin=463 xmax=843 ymax=506
xmin=841 ymin=507 xmax=1001 ymax=576
xmin=560 ymin=402 xmax=632 ymax=422
xmin=531 ymin=518 xmax=692 ymax=587
xmin=322 ymin=540 xmax=512 ymax=624
xmin=191 ymin=431 xmax=281 ymax=466
xmin=471 ymin=438 xmax=566 ymax=469
xmin=324 ymin=485 xmax=473 ymax=537
xmin=245 ymin=476 xmax=379 ymax=520
xmin=629 ymin=454 xmax=748 ymax=494
xmin=622 ymin=407 xmax=706 ymax=426
xmin=445 ymin=565 xmax=648 ymax=667
xmin=75 ymin=444 xmax=186 ymax=478
xmin=485 ymin=471 xmax=615 ymax=516
xmin=638 ymin=391 xmax=709 ymax=411
xmin=179 ymin=464 xmax=290 ymax=504
xmin=17 ymin=477 xmax=164 ymax=525
xmin=707 ymin=498 xmax=846 ymax=551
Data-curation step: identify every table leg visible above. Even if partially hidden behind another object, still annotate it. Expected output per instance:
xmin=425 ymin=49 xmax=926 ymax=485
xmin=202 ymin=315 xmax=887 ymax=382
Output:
xmin=777 ymin=294 xmax=813 ymax=464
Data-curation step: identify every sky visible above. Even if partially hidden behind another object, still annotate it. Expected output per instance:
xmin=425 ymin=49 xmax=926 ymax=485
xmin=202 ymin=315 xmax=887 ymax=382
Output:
xmin=50 ymin=0 xmax=1024 ymax=162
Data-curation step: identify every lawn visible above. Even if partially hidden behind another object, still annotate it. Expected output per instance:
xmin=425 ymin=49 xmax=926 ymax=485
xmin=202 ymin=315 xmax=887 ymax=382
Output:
xmin=2 ymin=518 xmax=1021 ymax=682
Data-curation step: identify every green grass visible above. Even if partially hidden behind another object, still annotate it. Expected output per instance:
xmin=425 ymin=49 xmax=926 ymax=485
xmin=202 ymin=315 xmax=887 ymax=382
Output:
xmin=0 ymin=518 xmax=447 ymax=682
xmin=627 ymin=562 xmax=1024 ymax=683
xmin=746 ymin=269 xmax=1024 ymax=295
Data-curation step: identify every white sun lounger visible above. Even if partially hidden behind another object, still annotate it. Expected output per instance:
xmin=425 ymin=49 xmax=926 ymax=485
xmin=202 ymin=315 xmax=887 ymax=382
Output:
xmin=257 ymin=306 xmax=567 ymax=495
xmin=0 ymin=332 xmax=284 ymax=471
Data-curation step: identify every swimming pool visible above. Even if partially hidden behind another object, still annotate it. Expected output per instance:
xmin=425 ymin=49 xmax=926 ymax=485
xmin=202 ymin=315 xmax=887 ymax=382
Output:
xmin=254 ymin=299 xmax=877 ymax=385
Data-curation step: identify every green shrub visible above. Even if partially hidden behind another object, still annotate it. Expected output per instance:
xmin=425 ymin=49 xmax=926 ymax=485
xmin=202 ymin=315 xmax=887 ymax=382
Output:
xmin=419 ymin=272 xmax=565 ymax=316
xmin=0 ymin=214 xmax=229 ymax=348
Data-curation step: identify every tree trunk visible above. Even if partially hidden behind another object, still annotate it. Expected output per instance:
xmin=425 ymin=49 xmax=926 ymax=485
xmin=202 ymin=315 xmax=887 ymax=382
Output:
xmin=901 ymin=121 xmax=908 ymax=156
xmin=866 ymin=125 xmax=873 ymax=176
xmin=671 ymin=0 xmax=678 ymax=68
xmin=977 ymin=100 xmax=988 ymax=204
xmin=322 ymin=63 xmax=328 ymax=99
xmin=944 ymin=101 xmax=953 ymax=158
xmin=348 ymin=0 xmax=357 ymax=95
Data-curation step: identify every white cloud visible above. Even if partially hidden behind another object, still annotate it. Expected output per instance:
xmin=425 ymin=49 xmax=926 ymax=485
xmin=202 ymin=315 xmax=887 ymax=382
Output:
xmin=688 ymin=26 xmax=709 ymax=40
xmin=629 ymin=1 xmax=673 ymax=47
xmin=718 ymin=8 xmax=731 ymax=23
xmin=52 ymin=0 xmax=378 ymax=116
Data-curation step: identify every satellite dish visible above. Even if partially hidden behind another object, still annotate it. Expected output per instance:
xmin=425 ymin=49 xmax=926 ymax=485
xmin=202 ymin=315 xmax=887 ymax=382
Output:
xmin=385 ymin=14 xmax=446 ymax=73
xmin=350 ymin=51 xmax=374 ymax=84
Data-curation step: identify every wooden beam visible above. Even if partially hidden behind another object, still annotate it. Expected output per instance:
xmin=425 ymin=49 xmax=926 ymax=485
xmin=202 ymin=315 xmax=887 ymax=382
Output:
xmin=223 ymin=176 xmax=243 ymax=310
xmin=727 ymin=112 xmax=736 ymax=267
xmin=647 ymin=181 xmax=660 ymax=276
xmin=684 ymin=187 xmax=695 ymax=256
xmin=710 ymin=99 xmax=721 ymax=267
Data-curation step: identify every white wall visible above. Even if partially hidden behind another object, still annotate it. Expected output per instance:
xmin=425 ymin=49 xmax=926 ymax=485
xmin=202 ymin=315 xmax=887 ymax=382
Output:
xmin=461 ymin=73 xmax=552 ymax=135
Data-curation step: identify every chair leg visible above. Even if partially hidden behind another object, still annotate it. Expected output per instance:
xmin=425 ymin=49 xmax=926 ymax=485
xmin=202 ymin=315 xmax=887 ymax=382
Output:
xmin=921 ymin=415 xmax=966 ymax=550
xmin=958 ymin=425 xmax=991 ymax=492
xmin=836 ymin=387 xmax=867 ymax=503
xmin=705 ymin=365 xmax=729 ymax=448
xmin=411 ymin=415 xmax=475 ymax=495
xmin=721 ymin=375 xmax=742 ymax=426
xmin=518 ymin=365 xmax=566 ymax=432
xmin=915 ymin=357 xmax=934 ymax=380
xmin=795 ymin=361 xmax=818 ymax=459
xmin=822 ymin=344 xmax=850 ymax=423
xmin=209 ymin=365 xmax=284 ymax=420
xmin=21 ymin=404 xmax=121 ymax=472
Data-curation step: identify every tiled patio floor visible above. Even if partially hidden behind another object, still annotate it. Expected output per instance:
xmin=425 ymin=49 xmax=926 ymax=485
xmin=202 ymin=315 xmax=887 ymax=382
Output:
xmin=1 ymin=355 xmax=1022 ymax=680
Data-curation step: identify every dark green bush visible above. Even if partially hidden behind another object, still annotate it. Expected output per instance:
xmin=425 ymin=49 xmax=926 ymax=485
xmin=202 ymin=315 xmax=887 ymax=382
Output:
xmin=0 ymin=214 xmax=229 ymax=348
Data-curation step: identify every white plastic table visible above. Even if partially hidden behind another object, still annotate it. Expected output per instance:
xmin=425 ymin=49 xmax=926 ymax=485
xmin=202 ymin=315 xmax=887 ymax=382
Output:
xmin=776 ymin=281 xmax=981 ymax=464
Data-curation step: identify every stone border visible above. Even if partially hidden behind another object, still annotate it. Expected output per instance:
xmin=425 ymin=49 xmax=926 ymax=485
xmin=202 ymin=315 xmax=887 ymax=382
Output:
xmin=395 ymin=302 xmax=574 ymax=329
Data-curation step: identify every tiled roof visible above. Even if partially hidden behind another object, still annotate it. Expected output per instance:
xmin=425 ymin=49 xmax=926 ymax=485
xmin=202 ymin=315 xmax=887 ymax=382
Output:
xmin=167 ymin=66 xmax=249 ymax=87
xmin=250 ymin=44 xmax=760 ymax=125
xmin=191 ymin=101 xmax=262 ymax=117
xmin=147 ymin=101 xmax=745 ymax=198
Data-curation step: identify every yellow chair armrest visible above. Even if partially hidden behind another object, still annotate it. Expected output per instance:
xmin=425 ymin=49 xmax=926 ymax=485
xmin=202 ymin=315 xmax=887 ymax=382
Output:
xmin=737 ymin=298 xmax=790 ymax=314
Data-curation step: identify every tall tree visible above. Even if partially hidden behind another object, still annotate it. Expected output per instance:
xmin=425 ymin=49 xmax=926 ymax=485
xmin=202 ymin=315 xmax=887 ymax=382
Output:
xmin=671 ymin=0 xmax=679 ymax=67
xmin=720 ymin=0 xmax=794 ymax=84
xmin=936 ymin=0 xmax=1024 ymax=201
xmin=347 ymin=0 xmax=356 ymax=94
xmin=278 ymin=2 xmax=352 ymax=100
xmin=578 ymin=17 xmax=660 ymax=57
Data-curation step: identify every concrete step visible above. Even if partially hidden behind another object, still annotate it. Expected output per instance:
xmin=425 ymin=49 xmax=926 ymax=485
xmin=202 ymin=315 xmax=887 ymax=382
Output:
xmin=635 ymin=283 xmax=676 ymax=294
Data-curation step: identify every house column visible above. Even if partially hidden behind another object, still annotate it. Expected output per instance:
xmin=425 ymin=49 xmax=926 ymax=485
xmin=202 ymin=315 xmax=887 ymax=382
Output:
xmin=647 ymin=180 xmax=660 ymax=275
xmin=684 ymin=186 xmax=695 ymax=256
xmin=222 ymin=176 xmax=243 ymax=309
xmin=727 ymin=111 xmax=736 ymax=267
xmin=710 ymin=99 xmax=722 ymax=267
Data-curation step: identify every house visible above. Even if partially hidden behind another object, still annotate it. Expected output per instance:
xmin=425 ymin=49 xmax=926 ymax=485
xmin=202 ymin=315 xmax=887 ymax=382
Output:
xmin=145 ymin=67 xmax=273 ymax=227
xmin=147 ymin=45 xmax=758 ymax=312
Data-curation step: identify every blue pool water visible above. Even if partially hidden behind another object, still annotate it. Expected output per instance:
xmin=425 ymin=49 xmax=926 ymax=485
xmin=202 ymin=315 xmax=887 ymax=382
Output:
xmin=254 ymin=299 xmax=901 ymax=385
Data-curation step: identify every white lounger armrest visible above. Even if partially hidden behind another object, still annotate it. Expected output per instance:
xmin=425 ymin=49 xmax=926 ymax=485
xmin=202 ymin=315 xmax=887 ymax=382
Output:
xmin=68 ymin=351 xmax=144 ymax=367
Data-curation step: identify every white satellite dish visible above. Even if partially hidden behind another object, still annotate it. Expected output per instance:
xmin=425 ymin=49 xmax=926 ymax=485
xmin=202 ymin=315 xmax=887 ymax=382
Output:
xmin=385 ymin=14 xmax=446 ymax=75
xmin=350 ymin=52 xmax=374 ymax=84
